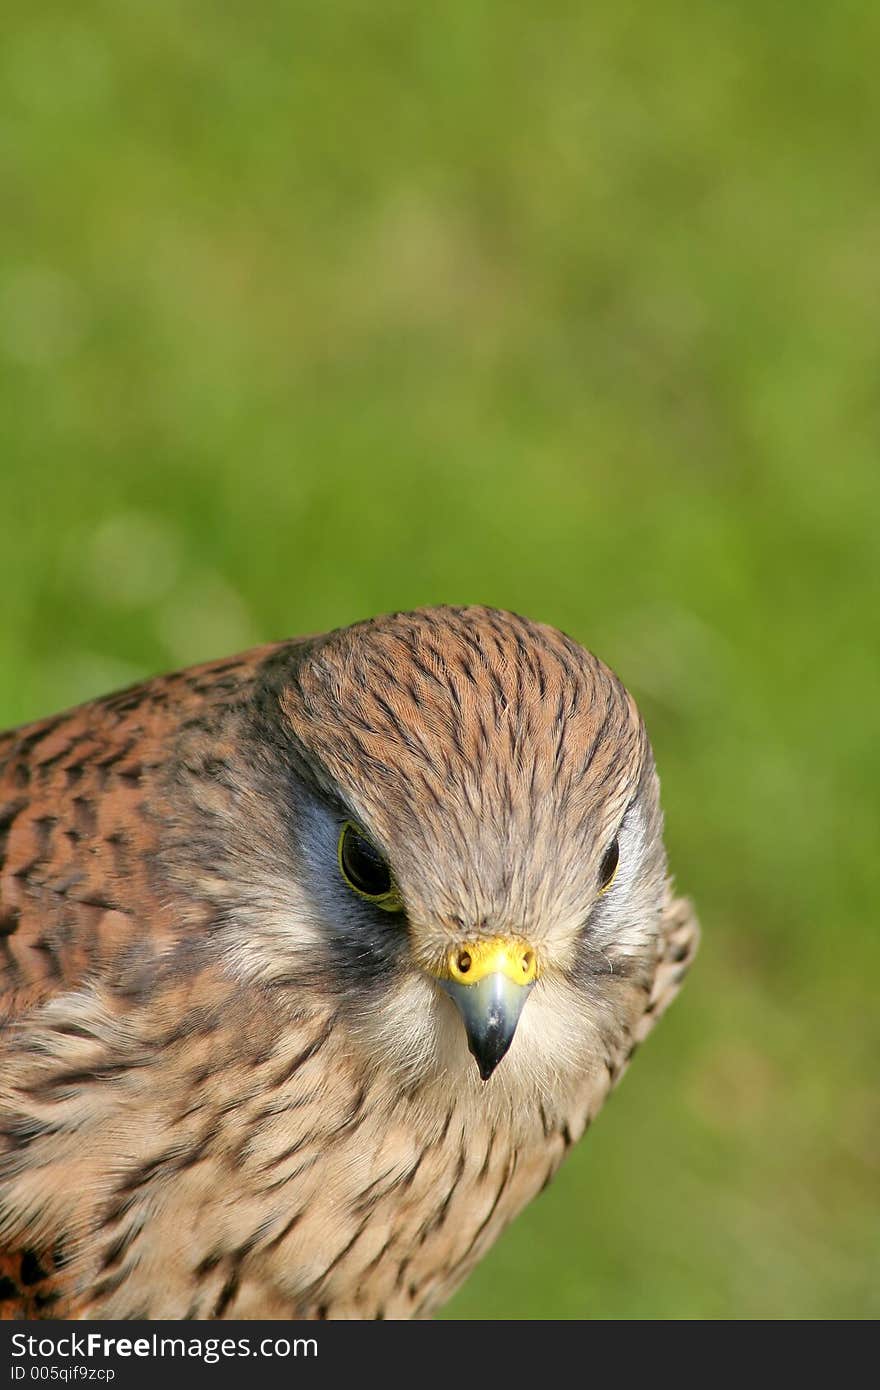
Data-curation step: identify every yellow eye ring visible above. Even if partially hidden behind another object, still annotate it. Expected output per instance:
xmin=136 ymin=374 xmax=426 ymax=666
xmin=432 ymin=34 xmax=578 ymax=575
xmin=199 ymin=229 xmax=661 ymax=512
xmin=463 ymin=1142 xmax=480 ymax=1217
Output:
xmin=337 ymin=821 xmax=404 ymax=912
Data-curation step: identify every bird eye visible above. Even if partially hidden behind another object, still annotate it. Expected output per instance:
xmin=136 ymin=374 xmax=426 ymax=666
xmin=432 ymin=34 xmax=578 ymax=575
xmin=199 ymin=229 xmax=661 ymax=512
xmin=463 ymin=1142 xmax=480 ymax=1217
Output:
xmin=597 ymin=838 xmax=619 ymax=894
xmin=337 ymin=822 xmax=403 ymax=911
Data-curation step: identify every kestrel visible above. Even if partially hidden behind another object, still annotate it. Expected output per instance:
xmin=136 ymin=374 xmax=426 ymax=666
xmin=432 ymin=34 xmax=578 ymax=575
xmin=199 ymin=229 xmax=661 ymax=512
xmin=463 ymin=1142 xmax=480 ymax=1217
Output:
xmin=0 ymin=606 xmax=698 ymax=1319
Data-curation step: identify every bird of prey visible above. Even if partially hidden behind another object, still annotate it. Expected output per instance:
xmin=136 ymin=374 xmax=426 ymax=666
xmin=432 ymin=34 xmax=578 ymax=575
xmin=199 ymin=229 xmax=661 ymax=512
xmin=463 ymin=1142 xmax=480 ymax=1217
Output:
xmin=0 ymin=606 xmax=698 ymax=1319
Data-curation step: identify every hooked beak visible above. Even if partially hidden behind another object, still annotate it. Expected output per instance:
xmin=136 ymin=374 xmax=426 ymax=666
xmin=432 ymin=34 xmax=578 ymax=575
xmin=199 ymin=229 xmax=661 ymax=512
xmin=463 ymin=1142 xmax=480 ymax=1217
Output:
xmin=438 ymin=938 xmax=539 ymax=1081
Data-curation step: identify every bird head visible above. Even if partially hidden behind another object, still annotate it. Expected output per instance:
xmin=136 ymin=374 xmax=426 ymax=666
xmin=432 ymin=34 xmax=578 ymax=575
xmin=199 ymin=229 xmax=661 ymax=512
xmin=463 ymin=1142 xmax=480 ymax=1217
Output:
xmin=236 ymin=606 xmax=670 ymax=1102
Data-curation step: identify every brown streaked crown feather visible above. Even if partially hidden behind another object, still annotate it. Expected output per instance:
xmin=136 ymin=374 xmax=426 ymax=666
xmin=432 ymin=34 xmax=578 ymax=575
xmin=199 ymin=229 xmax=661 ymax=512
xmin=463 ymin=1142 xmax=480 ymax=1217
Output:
xmin=0 ymin=645 xmax=282 ymax=1027
xmin=281 ymin=607 xmax=647 ymax=959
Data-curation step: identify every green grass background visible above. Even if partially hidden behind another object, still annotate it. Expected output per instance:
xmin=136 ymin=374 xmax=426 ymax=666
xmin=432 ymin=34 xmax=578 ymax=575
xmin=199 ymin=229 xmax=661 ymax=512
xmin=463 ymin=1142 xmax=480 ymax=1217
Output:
xmin=1 ymin=2 xmax=877 ymax=1318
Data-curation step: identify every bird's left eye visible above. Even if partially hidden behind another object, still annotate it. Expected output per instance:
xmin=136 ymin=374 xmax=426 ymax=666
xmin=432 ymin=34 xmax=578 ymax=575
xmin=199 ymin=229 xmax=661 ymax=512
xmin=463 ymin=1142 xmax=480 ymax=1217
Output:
xmin=597 ymin=837 xmax=620 ymax=894
xmin=338 ymin=822 xmax=403 ymax=911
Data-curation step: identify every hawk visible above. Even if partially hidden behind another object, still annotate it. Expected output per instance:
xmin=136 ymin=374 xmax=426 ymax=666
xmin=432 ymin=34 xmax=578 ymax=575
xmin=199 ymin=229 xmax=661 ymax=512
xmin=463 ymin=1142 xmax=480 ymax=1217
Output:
xmin=0 ymin=606 xmax=698 ymax=1318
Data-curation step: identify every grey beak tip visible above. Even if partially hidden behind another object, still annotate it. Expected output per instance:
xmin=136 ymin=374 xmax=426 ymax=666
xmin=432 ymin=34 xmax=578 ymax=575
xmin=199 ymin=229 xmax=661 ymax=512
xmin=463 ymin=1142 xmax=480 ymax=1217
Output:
xmin=473 ymin=1036 xmax=513 ymax=1081
xmin=442 ymin=974 xmax=534 ymax=1082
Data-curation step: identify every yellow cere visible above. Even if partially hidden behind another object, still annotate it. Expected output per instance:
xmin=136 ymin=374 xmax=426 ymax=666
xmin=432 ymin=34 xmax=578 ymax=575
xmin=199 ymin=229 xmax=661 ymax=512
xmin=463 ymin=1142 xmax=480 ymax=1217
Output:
xmin=446 ymin=937 xmax=539 ymax=987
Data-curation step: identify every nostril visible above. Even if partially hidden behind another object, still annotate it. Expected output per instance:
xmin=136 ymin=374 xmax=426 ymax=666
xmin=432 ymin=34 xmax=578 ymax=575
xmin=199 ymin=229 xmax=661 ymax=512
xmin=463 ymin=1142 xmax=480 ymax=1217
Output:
xmin=521 ymin=949 xmax=534 ymax=976
xmin=457 ymin=950 xmax=472 ymax=975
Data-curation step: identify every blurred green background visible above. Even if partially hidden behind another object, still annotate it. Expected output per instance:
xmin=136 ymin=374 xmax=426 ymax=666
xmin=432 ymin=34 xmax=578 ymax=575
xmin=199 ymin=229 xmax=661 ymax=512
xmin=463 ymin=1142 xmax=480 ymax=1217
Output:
xmin=1 ymin=1 xmax=877 ymax=1319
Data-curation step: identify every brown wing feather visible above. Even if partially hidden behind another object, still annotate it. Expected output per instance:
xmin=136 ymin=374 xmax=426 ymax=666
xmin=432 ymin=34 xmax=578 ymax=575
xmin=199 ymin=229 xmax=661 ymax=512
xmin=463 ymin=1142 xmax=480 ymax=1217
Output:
xmin=0 ymin=645 xmax=289 ymax=1316
xmin=0 ymin=645 xmax=281 ymax=1028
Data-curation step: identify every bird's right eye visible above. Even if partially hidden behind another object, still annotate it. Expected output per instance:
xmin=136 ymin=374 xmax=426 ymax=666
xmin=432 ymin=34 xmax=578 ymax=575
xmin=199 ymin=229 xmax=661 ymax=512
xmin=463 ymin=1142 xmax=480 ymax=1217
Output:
xmin=338 ymin=822 xmax=403 ymax=911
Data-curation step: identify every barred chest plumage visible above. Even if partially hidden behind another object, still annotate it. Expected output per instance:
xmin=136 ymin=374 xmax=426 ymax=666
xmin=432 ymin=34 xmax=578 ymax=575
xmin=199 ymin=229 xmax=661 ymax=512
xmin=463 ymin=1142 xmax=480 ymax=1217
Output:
xmin=0 ymin=979 xmax=614 ymax=1320
xmin=27 ymin=1000 xmax=585 ymax=1320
